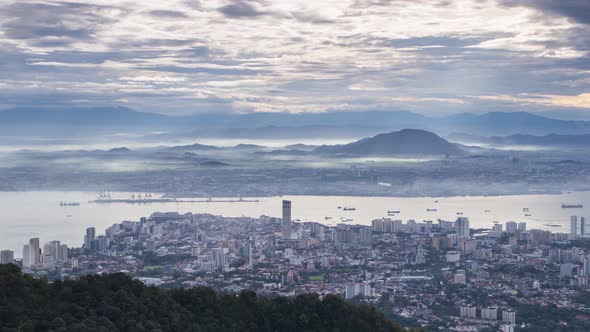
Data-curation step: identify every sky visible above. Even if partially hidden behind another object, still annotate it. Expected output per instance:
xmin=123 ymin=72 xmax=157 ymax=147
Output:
xmin=0 ymin=0 xmax=590 ymax=118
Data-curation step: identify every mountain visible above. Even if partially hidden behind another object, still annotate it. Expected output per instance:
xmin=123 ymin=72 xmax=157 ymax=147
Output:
xmin=233 ymin=144 xmax=266 ymax=150
xmin=0 ymin=106 xmax=174 ymax=126
xmin=0 ymin=264 xmax=404 ymax=332
xmin=284 ymin=144 xmax=319 ymax=151
xmin=443 ymin=112 xmax=590 ymax=135
xmin=200 ymin=160 xmax=230 ymax=166
xmin=315 ymin=129 xmax=465 ymax=156
xmin=108 ymin=147 xmax=132 ymax=153
xmin=2 ymin=107 xmax=590 ymax=138
xmin=165 ymin=143 xmax=221 ymax=152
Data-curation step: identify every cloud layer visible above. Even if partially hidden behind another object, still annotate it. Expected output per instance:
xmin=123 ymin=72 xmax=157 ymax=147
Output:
xmin=1 ymin=0 xmax=589 ymax=117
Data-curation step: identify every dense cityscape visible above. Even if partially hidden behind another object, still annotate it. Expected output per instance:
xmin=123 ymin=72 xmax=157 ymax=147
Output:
xmin=3 ymin=200 xmax=590 ymax=331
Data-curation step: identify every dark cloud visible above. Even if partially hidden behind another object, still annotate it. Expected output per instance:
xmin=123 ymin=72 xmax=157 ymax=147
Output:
xmin=0 ymin=2 xmax=123 ymax=45
xmin=218 ymin=1 xmax=267 ymax=18
xmin=501 ymin=0 xmax=590 ymax=24
xmin=147 ymin=10 xmax=189 ymax=19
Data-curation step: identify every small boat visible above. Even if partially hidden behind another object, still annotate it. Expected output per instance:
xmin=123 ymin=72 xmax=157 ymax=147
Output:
xmin=66 ymin=214 xmax=72 ymax=217
xmin=525 ymin=214 xmax=532 ymax=217
xmin=434 ymin=200 xmax=439 ymax=203
xmin=426 ymin=208 xmax=437 ymax=212
xmin=388 ymin=210 xmax=400 ymax=214
xmin=325 ymin=216 xmax=333 ymax=220
xmin=343 ymin=207 xmax=356 ymax=211
xmin=456 ymin=212 xmax=464 ymax=215
xmin=523 ymin=208 xmax=529 ymax=212
xmin=484 ymin=210 xmax=491 ymax=213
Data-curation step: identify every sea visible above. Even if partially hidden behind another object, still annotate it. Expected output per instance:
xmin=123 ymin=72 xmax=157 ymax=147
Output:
xmin=1 ymin=191 xmax=589 ymax=256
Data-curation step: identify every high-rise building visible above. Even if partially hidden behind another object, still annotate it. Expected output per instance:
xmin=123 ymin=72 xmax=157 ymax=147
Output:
xmin=0 ymin=250 xmax=14 ymax=264
xmin=358 ymin=226 xmax=372 ymax=245
xmin=481 ymin=307 xmax=498 ymax=320
xmin=282 ymin=200 xmax=292 ymax=239
xmin=460 ymin=305 xmax=476 ymax=318
xmin=311 ymin=222 xmax=324 ymax=240
xmin=502 ymin=309 xmax=516 ymax=324
xmin=505 ymin=221 xmax=517 ymax=234
xmin=560 ymin=263 xmax=573 ymax=278
xmin=455 ymin=217 xmax=470 ymax=237
xmin=345 ymin=283 xmax=371 ymax=299
xmin=152 ymin=224 xmax=164 ymax=239
xmin=84 ymin=227 xmax=96 ymax=250
xmin=29 ymin=238 xmax=40 ymax=265
xmin=571 ymin=216 xmax=578 ymax=239
xmin=492 ymin=223 xmax=503 ymax=233
xmin=518 ymin=222 xmax=527 ymax=232
xmin=372 ymin=219 xmax=384 ymax=233
xmin=212 ymin=248 xmax=227 ymax=269
xmin=22 ymin=244 xmax=34 ymax=268
xmin=42 ymin=241 xmax=60 ymax=264
xmin=582 ymin=217 xmax=587 ymax=237
xmin=583 ymin=255 xmax=590 ymax=277
xmin=59 ymin=244 xmax=68 ymax=261
xmin=97 ymin=235 xmax=108 ymax=252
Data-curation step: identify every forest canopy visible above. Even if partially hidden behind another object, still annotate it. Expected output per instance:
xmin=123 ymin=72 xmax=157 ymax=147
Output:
xmin=0 ymin=264 xmax=404 ymax=332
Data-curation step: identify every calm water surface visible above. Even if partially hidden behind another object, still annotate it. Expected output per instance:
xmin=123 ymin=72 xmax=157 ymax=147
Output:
xmin=1 ymin=191 xmax=589 ymax=256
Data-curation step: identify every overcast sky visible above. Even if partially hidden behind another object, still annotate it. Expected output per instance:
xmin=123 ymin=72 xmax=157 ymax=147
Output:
xmin=1 ymin=0 xmax=589 ymax=118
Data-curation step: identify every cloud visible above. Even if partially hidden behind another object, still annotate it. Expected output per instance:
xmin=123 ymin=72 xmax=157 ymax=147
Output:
xmin=477 ymin=93 xmax=590 ymax=109
xmin=147 ymin=10 xmax=189 ymax=19
xmin=0 ymin=2 xmax=124 ymax=45
xmin=0 ymin=0 xmax=589 ymax=117
xmin=218 ymin=1 xmax=267 ymax=18
xmin=500 ymin=0 xmax=590 ymax=25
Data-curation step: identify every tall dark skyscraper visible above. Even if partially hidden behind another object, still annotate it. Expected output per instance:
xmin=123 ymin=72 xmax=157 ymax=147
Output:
xmin=282 ymin=200 xmax=292 ymax=239
xmin=84 ymin=227 xmax=96 ymax=250
xmin=29 ymin=237 xmax=40 ymax=265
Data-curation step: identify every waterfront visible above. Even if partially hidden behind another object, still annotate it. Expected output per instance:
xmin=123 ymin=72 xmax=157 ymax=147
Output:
xmin=1 ymin=191 xmax=589 ymax=255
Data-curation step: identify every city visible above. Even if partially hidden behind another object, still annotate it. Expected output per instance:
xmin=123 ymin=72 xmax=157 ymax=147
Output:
xmin=3 ymin=200 xmax=590 ymax=331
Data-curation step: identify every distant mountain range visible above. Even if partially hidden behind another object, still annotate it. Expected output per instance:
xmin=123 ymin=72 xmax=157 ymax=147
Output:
xmin=315 ymin=129 xmax=466 ymax=156
xmin=2 ymin=106 xmax=590 ymax=137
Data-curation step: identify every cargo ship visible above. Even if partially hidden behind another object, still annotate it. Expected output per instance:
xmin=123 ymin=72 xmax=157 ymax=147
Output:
xmin=59 ymin=202 xmax=80 ymax=206
xmin=562 ymin=204 xmax=583 ymax=209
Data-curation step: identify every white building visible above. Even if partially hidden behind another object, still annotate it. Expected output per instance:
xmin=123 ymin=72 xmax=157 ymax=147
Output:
xmin=22 ymin=244 xmax=34 ymax=268
xmin=345 ymin=282 xmax=371 ymax=299
xmin=460 ymin=305 xmax=476 ymax=318
xmin=0 ymin=250 xmax=14 ymax=264
xmin=505 ymin=221 xmax=517 ymax=234
xmin=481 ymin=307 xmax=498 ymax=320
xmin=502 ymin=309 xmax=516 ymax=324
xmin=455 ymin=217 xmax=470 ymax=237
xmin=454 ymin=273 xmax=466 ymax=284
xmin=500 ymin=324 xmax=514 ymax=332
xmin=446 ymin=251 xmax=461 ymax=263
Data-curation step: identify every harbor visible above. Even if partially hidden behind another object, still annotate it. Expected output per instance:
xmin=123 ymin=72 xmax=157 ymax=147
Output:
xmin=88 ymin=192 xmax=260 ymax=204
